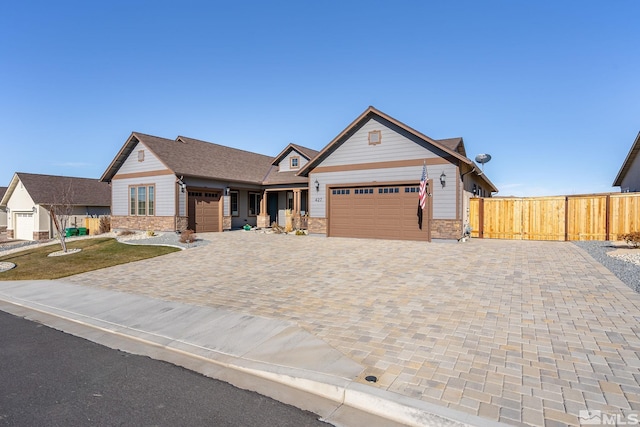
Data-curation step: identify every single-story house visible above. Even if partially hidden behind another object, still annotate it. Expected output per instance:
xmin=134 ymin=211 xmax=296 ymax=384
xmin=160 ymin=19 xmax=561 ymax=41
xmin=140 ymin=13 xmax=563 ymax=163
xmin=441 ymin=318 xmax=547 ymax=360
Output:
xmin=0 ymin=173 xmax=111 ymax=240
xmin=613 ymin=131 xmax=640 ymax=193
xmin=101 ymin=106 xmax=496 ymax=241
xmin=0 ymin=187 xmax=7 ymax=232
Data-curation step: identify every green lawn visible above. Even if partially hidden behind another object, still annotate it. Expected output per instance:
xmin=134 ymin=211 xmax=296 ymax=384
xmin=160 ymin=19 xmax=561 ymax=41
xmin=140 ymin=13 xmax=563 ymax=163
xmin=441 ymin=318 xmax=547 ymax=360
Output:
xmin=0 ymin=238 xmax=180 ymax=280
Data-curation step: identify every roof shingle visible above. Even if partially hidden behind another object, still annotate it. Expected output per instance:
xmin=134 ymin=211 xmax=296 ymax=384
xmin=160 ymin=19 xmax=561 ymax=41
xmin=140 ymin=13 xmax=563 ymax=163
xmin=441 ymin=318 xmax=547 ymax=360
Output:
xmin=16 ymin=173 xmax=111 ymax=206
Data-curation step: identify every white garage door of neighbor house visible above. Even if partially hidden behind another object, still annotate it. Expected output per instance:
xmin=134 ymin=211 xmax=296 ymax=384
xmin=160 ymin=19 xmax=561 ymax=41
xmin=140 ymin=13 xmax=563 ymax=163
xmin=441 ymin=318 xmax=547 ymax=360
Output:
xmin=15 ymin=212 xmax=34 ymax=241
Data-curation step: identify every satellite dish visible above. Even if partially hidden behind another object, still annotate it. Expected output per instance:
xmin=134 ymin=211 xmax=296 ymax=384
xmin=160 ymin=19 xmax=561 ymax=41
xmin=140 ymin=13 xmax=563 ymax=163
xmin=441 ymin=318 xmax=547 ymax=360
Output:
xmin=475 ymin=153 xmax=492 ymax=171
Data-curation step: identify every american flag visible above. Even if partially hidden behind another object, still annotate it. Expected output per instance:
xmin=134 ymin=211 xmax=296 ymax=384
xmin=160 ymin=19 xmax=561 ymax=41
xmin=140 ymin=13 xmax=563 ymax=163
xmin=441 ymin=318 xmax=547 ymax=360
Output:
xmin=417 ymin=162 xmax=427 ymax=229
xmin=418 ymin=162 xmax=427 ymax=210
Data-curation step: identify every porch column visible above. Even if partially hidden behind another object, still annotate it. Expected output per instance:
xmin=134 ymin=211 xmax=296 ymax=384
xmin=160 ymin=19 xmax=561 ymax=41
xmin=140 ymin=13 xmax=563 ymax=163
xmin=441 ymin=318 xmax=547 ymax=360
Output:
xmin=257 ymin=190 xmax=270 ymax=228
xmin=293 ymin=189 xmax=302 ymax=229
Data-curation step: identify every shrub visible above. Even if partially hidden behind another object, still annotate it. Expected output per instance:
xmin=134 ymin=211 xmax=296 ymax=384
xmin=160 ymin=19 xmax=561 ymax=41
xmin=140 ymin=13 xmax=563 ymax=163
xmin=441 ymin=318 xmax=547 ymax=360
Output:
xmin=180 ymin=229 xmax=196 ymax=243
xmin=98 ymin=216 xmax=111 ymax=234
xmin=621 ymin=232 xmax=640 ymax=248
xmin=146 ymin=229 xmax=155 ymax=237
xmin=118 ymin=230 xmax=135 ymax=236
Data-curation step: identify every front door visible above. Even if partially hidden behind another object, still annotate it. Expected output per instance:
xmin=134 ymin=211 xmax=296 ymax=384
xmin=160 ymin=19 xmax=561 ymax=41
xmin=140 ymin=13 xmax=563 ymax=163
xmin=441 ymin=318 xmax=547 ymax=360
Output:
xmin=267 ymin=193 xmax=278 ymax=227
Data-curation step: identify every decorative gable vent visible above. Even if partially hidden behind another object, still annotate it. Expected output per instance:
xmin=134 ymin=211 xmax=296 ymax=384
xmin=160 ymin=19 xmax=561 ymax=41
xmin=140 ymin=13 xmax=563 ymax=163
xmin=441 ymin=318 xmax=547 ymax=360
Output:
xmin=368 ymin=130 xmax=381 ymax=145
xmin=138 ymin=150 xmax=145 ymax=162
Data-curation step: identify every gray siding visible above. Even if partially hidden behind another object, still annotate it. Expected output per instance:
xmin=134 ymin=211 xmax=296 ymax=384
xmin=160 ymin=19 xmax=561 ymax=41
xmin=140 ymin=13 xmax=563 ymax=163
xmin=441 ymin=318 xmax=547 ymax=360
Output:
xmin=112 ymin=175 xmax=176 ymax=216
xmin=621 ymin=152 xmax=640 ymax=192
xmin=310 ymin=162 xmax=457 ymax=220
xmin=320 ymin=117 xmax=440 ymax=167
xmin=279 ymin=150 xmax=309 ymax=172
xmin=118 ymin=142 xmax=168 ymax=174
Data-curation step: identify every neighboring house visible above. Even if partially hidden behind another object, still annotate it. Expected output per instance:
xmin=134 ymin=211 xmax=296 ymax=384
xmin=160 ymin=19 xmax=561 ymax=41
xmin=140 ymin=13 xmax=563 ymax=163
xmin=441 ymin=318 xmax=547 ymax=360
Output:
xmin=613 ymin=131 xmax=640 ymax=193
xmin=101 ymin=106 xmax=496 ymax=241
xmin=0 ymin=187 xmax=7 ymax=232
xmin=0 ymin=173 xmax=111 ymax=241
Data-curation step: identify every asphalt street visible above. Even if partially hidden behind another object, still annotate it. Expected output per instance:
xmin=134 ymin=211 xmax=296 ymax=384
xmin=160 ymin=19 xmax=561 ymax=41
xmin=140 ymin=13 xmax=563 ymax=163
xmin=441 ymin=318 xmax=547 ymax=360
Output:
xmin=0 ymin=310 xmax=329 ymax=427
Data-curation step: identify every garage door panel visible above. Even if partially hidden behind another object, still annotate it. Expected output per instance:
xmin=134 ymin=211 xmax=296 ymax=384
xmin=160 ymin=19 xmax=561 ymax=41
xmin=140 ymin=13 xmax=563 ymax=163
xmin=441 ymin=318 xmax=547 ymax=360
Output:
xmin=15 ymin=213 xmax=34 ymax=241
xmin=329 ymin=185 xmax=430 ymax=241
xmin=190 ymin=191 xmax=221 ymax=233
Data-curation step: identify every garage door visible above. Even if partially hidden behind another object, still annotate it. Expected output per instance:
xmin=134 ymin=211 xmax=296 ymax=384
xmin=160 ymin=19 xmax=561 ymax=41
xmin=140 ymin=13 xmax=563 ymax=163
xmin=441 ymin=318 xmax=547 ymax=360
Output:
xmin=188 ymin=191 xmax=221 ymax=232
xmin=15 ymin=213 xmax=34 ymax=241
xmin=329 ymin=184 xmax=431 ymax=241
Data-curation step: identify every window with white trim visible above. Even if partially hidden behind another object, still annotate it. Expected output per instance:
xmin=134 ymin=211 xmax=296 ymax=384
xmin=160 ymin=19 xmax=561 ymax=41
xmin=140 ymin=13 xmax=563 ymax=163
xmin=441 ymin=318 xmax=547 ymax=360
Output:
xmin=230 ymin=191 xmax=239 ymax=216
xmin=249 ymin=192 xmax=262 ymax=216
xmin=129 ymin=185 xmax=155 ymax=216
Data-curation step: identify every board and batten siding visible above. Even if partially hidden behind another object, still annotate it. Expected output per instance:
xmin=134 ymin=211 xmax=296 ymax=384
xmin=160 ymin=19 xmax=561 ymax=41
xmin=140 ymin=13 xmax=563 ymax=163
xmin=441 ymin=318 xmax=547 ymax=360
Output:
xmin=319 ymin=117 xmax=443 ymax=167
xmin=279 ymin=150 xmax=309 ymax=172
xmin=310 ymin=162 xmax=457 ymax=220
xmin=111 ymin=175 xmax=176 ymax=216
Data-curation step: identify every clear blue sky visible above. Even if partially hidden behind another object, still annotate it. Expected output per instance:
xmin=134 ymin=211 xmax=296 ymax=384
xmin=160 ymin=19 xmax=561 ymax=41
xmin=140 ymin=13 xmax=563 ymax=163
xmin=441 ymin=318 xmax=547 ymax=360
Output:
xmin=1 ymin=1 xmax=638 ymax=196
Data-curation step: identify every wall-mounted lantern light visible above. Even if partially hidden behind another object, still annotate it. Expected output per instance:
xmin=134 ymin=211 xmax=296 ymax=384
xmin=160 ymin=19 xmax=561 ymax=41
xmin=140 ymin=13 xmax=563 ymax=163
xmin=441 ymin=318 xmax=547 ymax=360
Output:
xmin=32 ymin=206 xmax=37 ymax=213
xmin=440 ymin=172 xmax=446 ymax=188
xmin=225 ymin=187 xmax=230 ymax=196
xmin=314 ymin=179 xmax=320 ymax=192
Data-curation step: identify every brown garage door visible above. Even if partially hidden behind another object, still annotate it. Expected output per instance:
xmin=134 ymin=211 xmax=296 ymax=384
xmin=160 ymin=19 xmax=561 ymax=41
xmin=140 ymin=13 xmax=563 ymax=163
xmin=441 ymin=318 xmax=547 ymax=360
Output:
xmin=188 ymin=191 xmax=221 ymax=232
xmin=329 ymin=185 xmax=431 ymax=241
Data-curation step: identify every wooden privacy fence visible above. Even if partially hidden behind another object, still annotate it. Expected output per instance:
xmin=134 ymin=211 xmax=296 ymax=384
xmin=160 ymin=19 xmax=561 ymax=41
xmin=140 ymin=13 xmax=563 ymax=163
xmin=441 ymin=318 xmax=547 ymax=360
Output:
xmin=84 ymin=217 xmax=103 ymax=235
xmin=469 ymin=193 xmax=640 ymax=241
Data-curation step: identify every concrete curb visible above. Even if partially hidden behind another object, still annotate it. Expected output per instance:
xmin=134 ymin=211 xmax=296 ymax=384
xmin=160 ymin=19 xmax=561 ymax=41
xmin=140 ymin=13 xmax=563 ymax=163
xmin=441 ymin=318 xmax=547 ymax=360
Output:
xmin=0 ymin=284 xmax=509 ymax=427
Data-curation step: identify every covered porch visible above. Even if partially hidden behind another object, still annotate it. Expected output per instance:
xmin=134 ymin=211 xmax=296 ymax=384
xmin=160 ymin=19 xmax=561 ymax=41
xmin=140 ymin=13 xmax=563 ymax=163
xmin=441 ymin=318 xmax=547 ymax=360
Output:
xmin=257 ymin=187 xmax=309 ymax=230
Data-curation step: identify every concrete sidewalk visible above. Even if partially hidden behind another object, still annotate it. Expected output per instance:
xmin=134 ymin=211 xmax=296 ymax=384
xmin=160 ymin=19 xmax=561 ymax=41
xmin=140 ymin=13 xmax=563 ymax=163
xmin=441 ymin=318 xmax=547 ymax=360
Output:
xmin=0 ymin=280 xmax=502 ymax=427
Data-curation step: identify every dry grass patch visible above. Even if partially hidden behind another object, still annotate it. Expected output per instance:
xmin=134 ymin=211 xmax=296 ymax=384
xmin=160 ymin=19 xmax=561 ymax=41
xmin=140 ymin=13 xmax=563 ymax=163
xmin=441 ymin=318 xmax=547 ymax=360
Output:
xmin=0 ymin=238 xmax=180 ymax=280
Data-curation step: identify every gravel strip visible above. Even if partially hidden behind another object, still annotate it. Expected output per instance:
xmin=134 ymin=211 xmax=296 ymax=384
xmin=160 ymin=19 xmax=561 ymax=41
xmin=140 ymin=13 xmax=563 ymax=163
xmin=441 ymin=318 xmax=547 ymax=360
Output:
xmin=117 ymin=232 xmax=209 ymax=250
xmin=573 ymin=241 xmax=640 ymax=293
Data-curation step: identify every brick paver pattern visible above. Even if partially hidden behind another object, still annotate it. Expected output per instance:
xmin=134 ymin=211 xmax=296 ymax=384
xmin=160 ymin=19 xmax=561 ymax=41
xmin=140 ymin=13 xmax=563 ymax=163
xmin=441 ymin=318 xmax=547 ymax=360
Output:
xmin=66 ymin=233 xmax=640 ymax=426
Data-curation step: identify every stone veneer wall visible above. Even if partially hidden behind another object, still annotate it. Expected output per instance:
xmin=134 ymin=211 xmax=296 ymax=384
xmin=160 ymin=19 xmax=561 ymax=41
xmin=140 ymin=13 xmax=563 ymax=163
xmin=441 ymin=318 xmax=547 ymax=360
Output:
xmin=257 ymin=214 xmax=270 ymax=228
xmin=308 ymin=217 xmax=327 ymax=234
xmin=223 ymin=216 xmax=231 ymax=231
xmin=34 ymin=231 xmax=49 ymax=241
xmin=176 ymin=216 xmax=188 ymax=232
xmin=6 ymin=229 xmax=13 ymax=239
xmin=430 ymin=219 xmax=463 ymax=240
xmin=111 ymin=216 xmax=175 ymax=232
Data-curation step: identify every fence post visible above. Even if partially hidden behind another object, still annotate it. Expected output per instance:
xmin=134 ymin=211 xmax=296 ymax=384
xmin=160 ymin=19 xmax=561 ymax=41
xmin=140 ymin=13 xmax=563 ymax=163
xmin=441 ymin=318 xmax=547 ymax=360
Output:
xmin=564 ymin=197 xmax=569 ymax=241
xmin=479 ymin=198 xmax=484 ymax=238
xmin=605 ymin=194 xmax=611 ymax=241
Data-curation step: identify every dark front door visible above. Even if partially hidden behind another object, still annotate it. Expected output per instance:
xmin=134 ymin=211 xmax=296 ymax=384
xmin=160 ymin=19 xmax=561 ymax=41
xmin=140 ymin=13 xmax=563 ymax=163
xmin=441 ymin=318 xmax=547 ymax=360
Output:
xmin=267 ymin=193 xmax=278 ymax=227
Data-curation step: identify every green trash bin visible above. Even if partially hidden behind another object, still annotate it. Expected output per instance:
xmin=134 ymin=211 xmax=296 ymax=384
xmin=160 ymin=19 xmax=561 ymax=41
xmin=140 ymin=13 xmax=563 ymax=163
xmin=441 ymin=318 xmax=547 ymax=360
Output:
xmin=65 ymin=228 xmax=78 ymax=237
xmin=78 ymin=227 xmax=87 ymax=236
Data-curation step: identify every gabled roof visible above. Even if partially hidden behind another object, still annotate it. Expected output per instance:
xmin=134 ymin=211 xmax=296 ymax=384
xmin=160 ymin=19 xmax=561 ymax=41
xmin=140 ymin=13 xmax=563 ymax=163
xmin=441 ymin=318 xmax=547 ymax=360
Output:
xmin=101 ymin=132 xmax=274 ymax=184
xmin=613 ymin=131 xmax=640 ymax=187
xmin=1 ymin=173 xmax=110 ymax=207
xmin=436 ymin=137 xmax=466 ymax=157
xmin=298 ymin=106 xmax=498 ymax=192
xmin=262 ymin=143 xmax=320 ymax=185
xmin=271 ymin=143 xmax=319 ymax=166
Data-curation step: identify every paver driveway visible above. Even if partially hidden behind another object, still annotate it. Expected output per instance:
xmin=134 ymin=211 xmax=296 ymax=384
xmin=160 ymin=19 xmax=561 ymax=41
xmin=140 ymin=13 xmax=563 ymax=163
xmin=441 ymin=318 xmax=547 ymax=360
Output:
xmin=65 ymin=232 xmax=640 ymax=426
